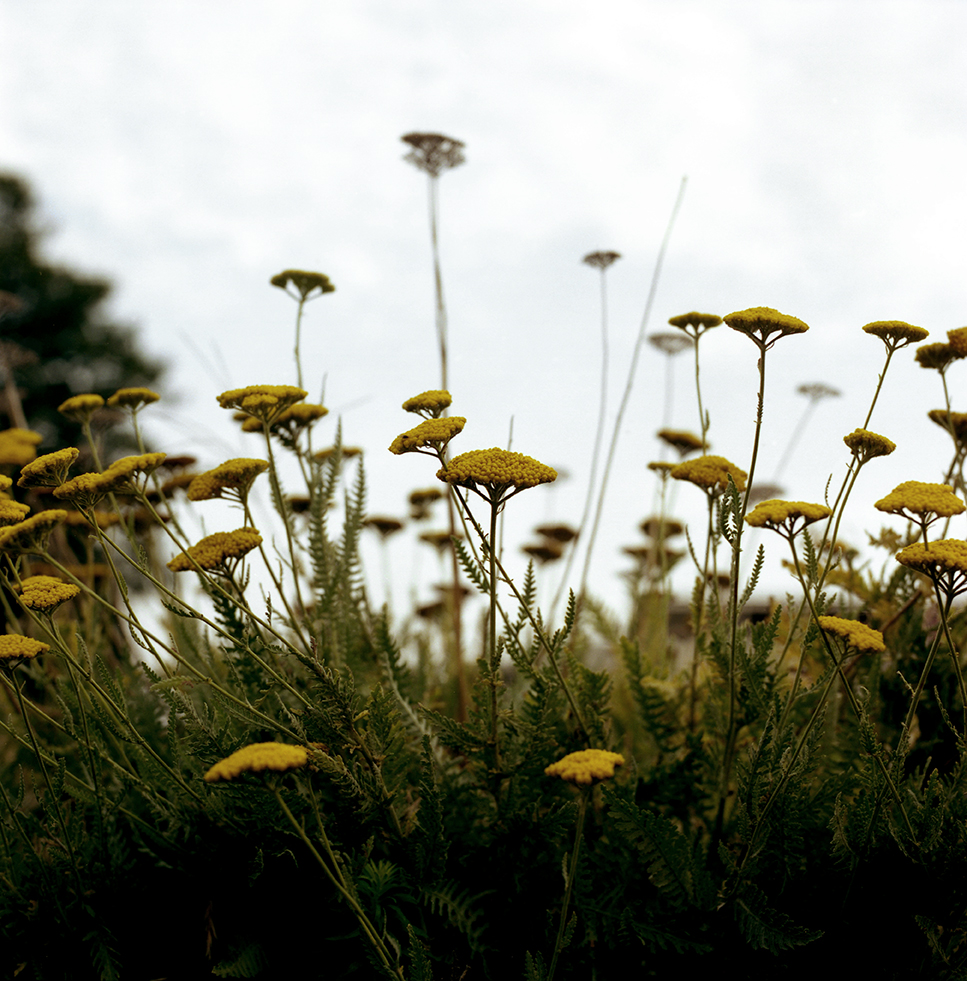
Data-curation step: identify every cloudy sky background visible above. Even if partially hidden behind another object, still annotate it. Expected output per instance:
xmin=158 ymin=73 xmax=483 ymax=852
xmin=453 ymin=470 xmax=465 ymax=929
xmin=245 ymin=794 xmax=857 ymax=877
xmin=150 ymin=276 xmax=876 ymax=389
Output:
xmin=3 ymin=0 xmax=967 ymax=620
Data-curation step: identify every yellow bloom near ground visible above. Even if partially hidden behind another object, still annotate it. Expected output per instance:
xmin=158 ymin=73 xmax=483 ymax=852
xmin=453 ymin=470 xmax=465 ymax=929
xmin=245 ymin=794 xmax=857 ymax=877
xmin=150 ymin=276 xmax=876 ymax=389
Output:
xmin=544 ymin=749 xmax=625 ymax=785
xmin=204 ymin=742 xmax=309 ymax=782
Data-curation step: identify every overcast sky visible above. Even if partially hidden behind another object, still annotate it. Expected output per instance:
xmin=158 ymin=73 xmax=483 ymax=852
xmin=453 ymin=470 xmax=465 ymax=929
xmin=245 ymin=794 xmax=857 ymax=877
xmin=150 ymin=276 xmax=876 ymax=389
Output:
xmin=3 ymin=0 xmax=967 ymax=617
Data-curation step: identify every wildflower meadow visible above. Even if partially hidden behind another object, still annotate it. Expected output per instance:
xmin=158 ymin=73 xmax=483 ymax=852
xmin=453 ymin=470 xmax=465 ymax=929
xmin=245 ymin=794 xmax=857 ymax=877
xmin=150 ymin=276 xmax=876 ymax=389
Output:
xmin=2 ymin=135 xmax=967 ymax=979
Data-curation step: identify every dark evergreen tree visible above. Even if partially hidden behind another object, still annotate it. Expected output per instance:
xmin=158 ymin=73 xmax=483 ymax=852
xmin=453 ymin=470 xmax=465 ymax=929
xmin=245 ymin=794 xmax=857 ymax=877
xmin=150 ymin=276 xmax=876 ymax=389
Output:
xmin=0 ymin=172 xmax=162 ymax=449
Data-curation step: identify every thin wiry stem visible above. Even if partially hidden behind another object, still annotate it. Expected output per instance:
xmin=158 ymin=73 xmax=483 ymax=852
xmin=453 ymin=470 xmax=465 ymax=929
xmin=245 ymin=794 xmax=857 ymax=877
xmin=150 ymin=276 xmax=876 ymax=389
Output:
xmin=578 ymin=176 xmax=688 ymax=605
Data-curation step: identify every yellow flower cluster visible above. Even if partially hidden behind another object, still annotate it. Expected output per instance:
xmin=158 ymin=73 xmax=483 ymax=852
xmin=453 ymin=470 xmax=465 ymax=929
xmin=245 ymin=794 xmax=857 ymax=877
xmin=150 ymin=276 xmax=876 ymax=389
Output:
xmin=57 ymin=394 xmax=104 ymax=422
xmin=861 ymin=321 xmax=928 ymax=347
xmin=107 ymin=387 xmax=160 ymax=410
xmin=402 ymin=390 xmax=452 ymax=417
xmin=167 ymin=528 xmax=263 ymax=573
xmin=0 ymin=500 xmax=31 ymax=526
xmin=657 ymin=429 xmax=704 ymax=457
xmin=947 ymin=326 xmax=967 ymax=357
xmin=0 ymin=634 xmax=50 ymax=661
xmin=896 ymin=539 xmax=967 ymax=586
xmin=389 ymin=417 xmax=466 ymax=455
xmin=843 ymin=429 xmax=896 ymax=462
xmin=544 ymin=749 xmax=625 ymax=785
xmin=0 ymin=429 xmax=43 ymax=467
xmin=817 ymin=616 xmax=885 ymax=653
xmin=438 ymin=448 xmax=557 ymax=496
xmin=875 ymin=481 xmax=966 ymax=520
xmin=0 ymin=510 xmax=68 ymax=554
xmin=915 ymin=343 xmax=962 ymax=372
xmin=744 ymin=500 xmax=832 ymax=535
xmin=269 ymin=269 xmax=335 ymax=299
xmin=668 ymin=311 xmax=722 ymax=332
xmin=18 ymin=575 xmax=81 ymax=612
xmin=723 ymin=307 xmax=809 ymax=345
xmin=18 ymin=448 xmax=80 ymax=488
xmin=204 ymin=742 xmax=309 ymax=782
xmin=216 ymin=385 xmax=308 ymax=425
xmin=53 ymin=453 xmax=167 ymax=506
xmin=187 ymin=459 xmax=269 ymax=502
xmin=670 ymin=455 xmax=747 ymax=493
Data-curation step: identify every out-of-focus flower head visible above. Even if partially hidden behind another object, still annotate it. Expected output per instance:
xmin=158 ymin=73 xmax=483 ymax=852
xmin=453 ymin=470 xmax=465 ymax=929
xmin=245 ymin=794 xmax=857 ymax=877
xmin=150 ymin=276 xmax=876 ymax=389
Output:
xmin=657 ymin=428 xmax=704 ymax=458
xmin=269 ymin=270 xmax=335 ymax=301
xmin=582 ymin=251 xmax=621 ymax=270
xmin=204 ymin=742 xmax=308 ymax=782
xmin=401 ymin=132 xmax=466 ymax=177
xmin=57 ymin=394 xmax=104 ymax=424
xmin=107 ymin=388 xmax=160 ymax=411
xmin=544 ymin=749 xmax=625 ymax=785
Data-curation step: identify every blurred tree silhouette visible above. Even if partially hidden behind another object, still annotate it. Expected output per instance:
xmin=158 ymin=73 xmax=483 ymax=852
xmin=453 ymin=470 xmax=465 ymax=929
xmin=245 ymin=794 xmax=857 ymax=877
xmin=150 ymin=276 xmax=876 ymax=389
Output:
xmin=0 ymin=172 xmax=162 ymax=450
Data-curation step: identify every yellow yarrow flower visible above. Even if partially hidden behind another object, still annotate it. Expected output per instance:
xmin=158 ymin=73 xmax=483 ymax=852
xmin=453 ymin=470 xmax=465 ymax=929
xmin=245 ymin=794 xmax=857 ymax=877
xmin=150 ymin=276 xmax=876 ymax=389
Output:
xmin=53 ymin=472 xmax=111 ymax=509
xmin=670 ymin=455 xmax=747 ymax=493
xmin=0 ymin=634 xmax=50 ymax=662
xmin=744 ymin=500 xmax=832 ymax=537
xmin=928 ymin=409 xmax=967 ymax=443
xmin=438 ymin=448 xmax=557 ymax=503
xmin=18 ymin=448 xmax=80 ymax=488
xmin=0 ymin=429 xmax=43 ymax=467
xmin=0 ymin=510 xmax=68 ymax=553
xmin=817 ymin=616 xmax=885 ymax=653
xmin=270 ymin=270 xmax=335 ymax=300
xmin=861 ymin=321 xmax=928 ymax=349
xmin=896 ymin=540 xmax=967 ymax=595
xmin=915 ymin=342 xmax=962 ymax=372
xmin=723 ymin=307 xmax=809 ymax=347
xmin=204 ymin=742 xmax=309 ymax=782
xmin=167 ymin=528 xmax=263 ymax=573
xmin=544 ymin=749 xmax=625 ymax=785
xmin=0 ymin=500 xmax=30 ymax=526
xmin=186 ymin=458 xmax=269 ymax=503
xmin=843 ymin=429 xmax=896 ymax=463
xmin=18 ymin=575 xmax=81 ymax=612
xmin=389 ymin=417 xmax=466 ymax=455
xmin=657 ymin=429 xmax=704 ymax=457
xmin=875 ymin=481 xmax=966 ymax=521
xmin=402 ymin=390 xmax=452 ymax=418
xmin=97 ymin=453 xmax=168 ymax=494
xmin=107 ymin=387 xmax=160 ymax=410
xmin=216 ymin=386 xmax=308 ymax=425
xmin=57 ymin=394 xmax=104 ymax=423
xmin=947 ymin=326 xmax=967 ymax=357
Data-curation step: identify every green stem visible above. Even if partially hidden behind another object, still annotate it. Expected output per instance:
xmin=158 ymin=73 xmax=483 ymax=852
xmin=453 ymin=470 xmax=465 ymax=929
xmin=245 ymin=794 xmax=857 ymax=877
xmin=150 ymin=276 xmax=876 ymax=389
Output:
xmin=547 ymin=787 xmax=590 ymax=981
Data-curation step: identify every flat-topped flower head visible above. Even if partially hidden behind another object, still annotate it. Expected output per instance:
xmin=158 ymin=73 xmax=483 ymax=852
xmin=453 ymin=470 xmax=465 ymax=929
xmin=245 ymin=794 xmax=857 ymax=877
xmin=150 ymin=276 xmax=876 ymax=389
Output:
xmin=915 ymin=342 xmax=963 ymax=373
xmin=843 ymin=428 xmax=896 ymax=463
xmin=544 ymin=749 xmax=625 ymax=785
xmin=0 ymin=510 xmax=68 ymax=554
xmin=187 ymin=458 xmax=269 ymax=503
xmin=896 ymin=539 xmax=967 ymax=595
xmin=862 ymin=321 xmax=928 ymax=350
xmin=53 ymin=472 xmax=112 ymax=510
xmin=947 ymin=326 xmax=967 ymax=357
xmin=314 ymin=445 xmax=363 ymax=462
xmin=167 ymin=528 xmax=263 ymax=574
xmin=657 ymin=428 xmax=704 ymax=458
xmin=670 ymin=455 xmax=747 ymax=493
xmin=723 ymin=307 xmax=809 ymax=347
xmin=204 ymin=742 xmax=308 ymax=782
xmin=107 ymin=387 xmax=160 ymax=411
xmin=269 ymin=269 xmax=335 ymax=301
xmin=0 ymin=633 xmax=50 ymax=664
xmin=928 ymin=409 xmax=967 ymax=443
xmin=18 ymin=575 xmax=81 ymax=612
xmin=668 ymin=311 xmax=722 ymax=337
xmin=389 ymin=417 xmax=465 ymax=456
xmin=402 ymin=390 xmax=452 ymax=419
xmin=537 ymin=522 xmax=579 ymax=543
xmin=18 ymin=448 xmax=79 ymax=488
xmin=401 ymin=132 xmax=466 ymax=177
xmin=97 ymin=452 xmax=168 ymax=494
xmin=437 ymin=448 xmax=557 ymax=505
xmin=582 ymin=251 xmax=621 ymax=270
xmin=272 ymin=403 xmax=328 ymax=434
xmin=58 ymin=394 xmax=104 ymax=423
xmin=0 ymin=500 xmax=30 ymax=526
xmin=875 ymin=481 xmax=966 ymax=522
xmin=216 ymin=385 xmax=308 ymax=426
xmin=364 ymin=516 xmax=405 ymax=539
xmin=0 ymin=429 xmax=43 ymax=467
xmin=817 ymin=616 xmax=885 ymax=653
xmin=797 ymin=382 xmax=841 ymax=401
xmin=744 ymin=500 xmax=832 ymax=538
xmin=648 ymin=332 xmax=693 ymax=356
xmin=647 ymin=461 xmax=676 ymax=476
xmin=640 ymin=516 xmax=684 ymax=540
